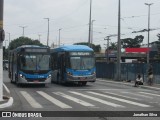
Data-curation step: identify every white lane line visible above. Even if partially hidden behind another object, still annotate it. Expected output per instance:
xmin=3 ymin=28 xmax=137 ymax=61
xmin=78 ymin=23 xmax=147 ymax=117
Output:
xmin=20 ymin=91 xmax=42 ymax=108
xmin=139 ymin=92 xmax=160 ymax=97
xmin=53 ymin=92 xmax=95 ymax=107
xmin=122 ymin=92 xmax=153 ymax=99
xmin=69 ymin=91 xmax=124 ymax=108
xmin=104 ymin=91 xmax=141 ymax=101
xmin=37 ymin=91 xmax=72 ymax=109
xmin=88 ymin=91 xmax=151 ymax=107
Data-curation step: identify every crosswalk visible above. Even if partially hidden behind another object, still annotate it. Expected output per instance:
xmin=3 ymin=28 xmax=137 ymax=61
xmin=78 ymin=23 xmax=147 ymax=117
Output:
xmin=19 ymin=90 xmax=160 ymax=109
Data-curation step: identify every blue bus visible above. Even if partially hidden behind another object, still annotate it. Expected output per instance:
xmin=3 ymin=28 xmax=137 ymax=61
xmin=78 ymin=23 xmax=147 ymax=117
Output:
xmin=8 ymin=45 xmax=51 ymax=86
xmin=50 ymin=45 xmax=96 ymax=85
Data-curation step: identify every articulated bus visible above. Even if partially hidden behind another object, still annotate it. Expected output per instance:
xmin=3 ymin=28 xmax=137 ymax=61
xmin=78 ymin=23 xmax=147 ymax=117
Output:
xmin=8 ymin=45 xmax=51 ymax=86
xmin=50 ymin=45 xmax=96 ymax=85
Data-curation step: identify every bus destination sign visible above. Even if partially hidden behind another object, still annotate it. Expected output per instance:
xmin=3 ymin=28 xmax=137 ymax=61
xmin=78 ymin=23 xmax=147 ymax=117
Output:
xmin=25 ymin=48 xmax=48 ymax=53
xmin=69 ymin=52 xmax=92 ymax=56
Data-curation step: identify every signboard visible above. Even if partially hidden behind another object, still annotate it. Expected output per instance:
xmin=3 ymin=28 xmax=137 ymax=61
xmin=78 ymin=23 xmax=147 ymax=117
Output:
xmin=69 ymin=52 xmax=92 ymax=56
xmin=25 ymin=48 xmax=48 ymax=53
xmin=125 ymin=48 xmax=149 ymax=53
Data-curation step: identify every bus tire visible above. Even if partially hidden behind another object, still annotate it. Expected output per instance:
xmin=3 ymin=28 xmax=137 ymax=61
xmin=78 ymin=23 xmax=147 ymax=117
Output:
xmin=82 ymin=81 xmax=87 ymax=86
xmin=10 ymin=79 xmax=14 ymax=84
xmin=57 ymin=74 xmax=60 ymax=84
xmin=15 ymin=75 xmax=20 ymax=86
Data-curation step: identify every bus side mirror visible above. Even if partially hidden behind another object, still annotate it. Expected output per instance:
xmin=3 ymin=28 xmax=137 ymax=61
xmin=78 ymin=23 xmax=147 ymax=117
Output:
xmin=0 ymin=29 xmax=5 ymax=42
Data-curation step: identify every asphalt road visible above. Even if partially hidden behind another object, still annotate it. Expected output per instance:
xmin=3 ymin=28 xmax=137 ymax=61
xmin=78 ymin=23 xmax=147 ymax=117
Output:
xmin=1 ymin=70 xmax=160 ymax=120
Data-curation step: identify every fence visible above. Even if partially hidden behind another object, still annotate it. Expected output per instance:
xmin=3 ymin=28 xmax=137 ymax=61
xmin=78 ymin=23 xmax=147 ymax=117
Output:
xmin=96 ymin=62 xmax=160 ymax=84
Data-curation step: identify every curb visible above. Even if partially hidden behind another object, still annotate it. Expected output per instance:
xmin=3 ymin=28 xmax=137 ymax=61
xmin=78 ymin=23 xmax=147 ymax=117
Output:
xmin=0 ymin=83 xmax=13 ymax=108
xmin=0 ymin=97 xmax=13 ymax=108
xmin=97 ymin=78 xmax=160 ymax=91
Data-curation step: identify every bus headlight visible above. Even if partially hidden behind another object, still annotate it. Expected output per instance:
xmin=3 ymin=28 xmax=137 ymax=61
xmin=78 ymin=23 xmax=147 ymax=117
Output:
xmin=19 ymin=74 xmax=23 ymax=78
xmin=48 ymin=74 xmax=51 ymax=78
xmin=92 ymin=72 xmax=96 ymax=75
xmin=67 ymin=72 xmax=72 ymax=76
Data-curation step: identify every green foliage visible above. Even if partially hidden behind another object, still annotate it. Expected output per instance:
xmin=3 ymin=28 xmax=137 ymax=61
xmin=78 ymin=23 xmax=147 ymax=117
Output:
xmin=157 ymin=33 xmax=160 ymax=41
xmin=121 ymin=35 xmax=144 ymax=48
xmin=108 ymin=42 xmax=117 ymax=50
xmin=9 ymin=37 xmax=45 ymax=50
xmin=74 ymin=42 xmax=101 ymax=52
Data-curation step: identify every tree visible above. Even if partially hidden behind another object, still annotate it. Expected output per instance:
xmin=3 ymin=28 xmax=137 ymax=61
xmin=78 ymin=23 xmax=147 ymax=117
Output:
xmin=157 ymin=33 xmax=160 ymax=41
xmin=9 ymin=37 xmax=44 ymax=50
xmin=108 ymin=42 xmax=117 ymax=50
xmin=74 ymin=42 xmax=101 ymax=52
xmin=121 ymin=35 xmax=144 ymax=48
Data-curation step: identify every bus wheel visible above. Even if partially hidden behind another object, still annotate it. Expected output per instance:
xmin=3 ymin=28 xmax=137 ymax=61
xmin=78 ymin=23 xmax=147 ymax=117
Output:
xmin=15 ymin=75 xmax=20 ymax=86
xmin=10 ymin=79 xmax=14 ymax=84
xmin=82 ymin=81 xmax=87 ymax=86
xmin=57 ymin=74 xmax=60 ymax=84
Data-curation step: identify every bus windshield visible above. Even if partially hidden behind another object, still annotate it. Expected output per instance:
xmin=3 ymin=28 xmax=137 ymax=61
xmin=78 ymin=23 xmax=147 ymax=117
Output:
xmin=20 ymin=54 xmax=50 ymax=71
xmin=70 ymin=57 xmax=95 ymax=70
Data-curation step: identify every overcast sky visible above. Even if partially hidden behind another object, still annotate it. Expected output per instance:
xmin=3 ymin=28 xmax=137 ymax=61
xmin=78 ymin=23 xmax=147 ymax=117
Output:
xmin=3 ymin=0 xmax=160 ymax=49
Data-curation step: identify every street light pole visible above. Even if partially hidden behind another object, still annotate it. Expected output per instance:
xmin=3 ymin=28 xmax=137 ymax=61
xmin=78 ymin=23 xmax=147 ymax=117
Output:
xmin=58 ymin=28 xmax=62 ymax=47
xmin=88 ymin=0 xmax=92 ymax=47
xmin=145 ymin=3 xmax=153 ymax=64
xmin=19 ymin=26 xmax=27 ymax=37
xmin=116 ymin=0 xmax=121 ymax=81
xmin=7 ymin=32 xmax=10 ymax=49
xmin=0 ymin=0 xmax=4 ymax=101
xmin=91 ymin=20 xmax=95 ymax=47
xmin=44 ymin=18 xmax=50 ymax=47
xmin=38 ymin=34 xmax=41 ymax=41
xmin=104 ymin=36 xmax=110 ymax=64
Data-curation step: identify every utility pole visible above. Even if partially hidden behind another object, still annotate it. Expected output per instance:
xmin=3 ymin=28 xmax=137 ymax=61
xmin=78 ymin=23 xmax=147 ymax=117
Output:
xmin=145 ymin=3 xmax=153 ymax=64
xmin=0 ymin=0 xmax=4 ymax=101
xmin=116 ymin=0 xmax=121 ymax=81
xmin=44 ymin=18 xmax=50 ymax=47
xmin=104 ymin=36 xmax=110 ymax=63
xmin=38 ymin=34 xmax=41 ymax=41
xmin=58 ymin=28 xmax=62 ymax=47
xmin=7 ymin=32 xmax=10 ymax=49
xmin=91 ymin=19 xmax=95 ymax=48
xmin=88 ymin=0 xmax=92 ymax=47
xmin=19 ymin=26 xmax=27 ymax=37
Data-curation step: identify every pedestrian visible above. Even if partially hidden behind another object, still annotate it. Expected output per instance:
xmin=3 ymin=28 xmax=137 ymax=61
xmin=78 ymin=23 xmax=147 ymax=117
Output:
xmin=134 ymin=74 xmax=143 ymax=87
xmin=148 ymin=64 xmax=154 ymax=85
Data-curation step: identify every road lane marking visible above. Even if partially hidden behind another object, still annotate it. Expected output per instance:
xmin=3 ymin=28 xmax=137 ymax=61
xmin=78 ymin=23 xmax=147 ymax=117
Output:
xmin=88 ymin=91 xmax=151 ymax=107
xmin=104 ymin=91 xmax=141 ymax=100
xmin=69 ymin=91 xmax=124 ymax=108
xmin=53 ymin=92 xmax=95 ymax=107
xmin=37 ymin=91 xmax=72 ymax=109
xmin=139 ymin=92 xmax=160 ymax=97
xmin=122 ymin=92 xmax=153 ymax=99
xmin=20 ymin=91 xmax=42 ymax=108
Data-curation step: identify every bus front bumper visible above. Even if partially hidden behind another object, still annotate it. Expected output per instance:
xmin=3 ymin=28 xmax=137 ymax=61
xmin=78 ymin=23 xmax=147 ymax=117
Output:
xmin=66 ymin=74 xmax=96 ymax=82
xmin=18 ymin=76 xmax=51 ymax=84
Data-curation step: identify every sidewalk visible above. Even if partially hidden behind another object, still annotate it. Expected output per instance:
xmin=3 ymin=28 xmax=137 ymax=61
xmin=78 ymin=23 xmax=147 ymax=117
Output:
xmin=98 ymin=78 xmax=160 ymax=91
xmin=0 ymin=83 xmax=13 ymax=108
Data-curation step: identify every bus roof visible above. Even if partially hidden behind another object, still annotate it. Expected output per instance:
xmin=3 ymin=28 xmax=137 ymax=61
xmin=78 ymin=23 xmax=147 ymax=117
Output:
xmin=51 ymin=45 xmax=93 ymax=52
xmin=11 ymin=45 xmax=49 ymax=53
